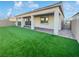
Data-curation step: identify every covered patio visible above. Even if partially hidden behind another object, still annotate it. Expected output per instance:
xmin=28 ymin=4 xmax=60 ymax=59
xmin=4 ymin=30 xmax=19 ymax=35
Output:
xmin=15 ymin=2 xmax=64 ymax=35
xmin=16 ymin=10 xmax=63 ymax=35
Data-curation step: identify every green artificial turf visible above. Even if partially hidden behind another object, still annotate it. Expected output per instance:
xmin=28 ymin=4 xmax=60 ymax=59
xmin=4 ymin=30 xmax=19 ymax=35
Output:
xmin=0 ymin=26 xmax=79 ymax=57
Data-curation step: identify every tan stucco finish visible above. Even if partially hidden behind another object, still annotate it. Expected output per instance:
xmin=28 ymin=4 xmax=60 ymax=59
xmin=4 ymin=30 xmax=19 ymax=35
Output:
xmin=34 ymin=15 xmax=54 ymax=29
xmin=0 ymin=20 xmax=14 ymax=26
xmin=71 ymin=14 xmax=79 ymax=41
xmin=9 ymin=17 xmax=16 ymax=22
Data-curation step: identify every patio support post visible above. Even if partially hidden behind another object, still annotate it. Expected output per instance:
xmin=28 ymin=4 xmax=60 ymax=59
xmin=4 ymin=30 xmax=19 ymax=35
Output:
xmin=31 ymin=15 xmax=34 ymax=30
xmin=53 ymin=10 xmax=60 ymax=35
xmin=16 ymin=18 xmax=18 ymax=26
xmin=21 ymin=17 xmax=25 ymax=27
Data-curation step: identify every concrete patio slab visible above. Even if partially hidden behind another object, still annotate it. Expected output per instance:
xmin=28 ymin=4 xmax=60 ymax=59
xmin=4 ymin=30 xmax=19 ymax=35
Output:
xmin=59 ymin=29 xmax=75 ymax=39
xmin=35 ymin=28 xmax=75 ymax=39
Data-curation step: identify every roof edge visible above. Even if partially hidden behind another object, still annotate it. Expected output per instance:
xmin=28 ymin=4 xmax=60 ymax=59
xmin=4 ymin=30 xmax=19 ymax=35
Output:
xmin=15 ymin=1 xmax=64 ymax=17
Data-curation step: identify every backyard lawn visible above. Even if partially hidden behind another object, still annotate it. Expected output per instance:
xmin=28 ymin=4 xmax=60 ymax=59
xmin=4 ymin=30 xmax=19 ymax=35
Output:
xmin=0 ymin=26 xmax=79 ymax=57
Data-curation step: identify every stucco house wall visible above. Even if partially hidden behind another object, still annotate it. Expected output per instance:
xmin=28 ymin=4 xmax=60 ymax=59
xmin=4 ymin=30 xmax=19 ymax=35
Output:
xmin=34 ymin=13 xmax=63 ymax=30
xmin=34 ymin=15 xmax=54 ymax=29
xmin=71 ymin=14 xmax=79 ymax=42
xmin=0 ymin=20 xmax=14 ymax=26
xmin=15 ymin=6 xmax=64 ymax=30
xmin=9 ymin=17 xmax=16 ymax=22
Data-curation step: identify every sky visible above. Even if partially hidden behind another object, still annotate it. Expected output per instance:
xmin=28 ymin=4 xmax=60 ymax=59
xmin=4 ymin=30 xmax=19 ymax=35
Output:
xmin=0 ymin=1 xmax=79 ymax=20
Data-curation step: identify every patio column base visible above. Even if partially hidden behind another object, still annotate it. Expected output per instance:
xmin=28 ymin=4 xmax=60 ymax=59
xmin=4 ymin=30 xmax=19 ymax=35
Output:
xmin=21 ymin=18 xmax=25 ymax=28
xmin=31 ymin=15 xmax=34 ymax=30
xmin=16 ymin=19 xmax=18 ymax=26
xmin=53 ymin=29 xmax=59 ymax=35
xmin=77 ymin=40 xmax=79 ymax=43
xmin=53 ymin=10 xmax=60 ymax=35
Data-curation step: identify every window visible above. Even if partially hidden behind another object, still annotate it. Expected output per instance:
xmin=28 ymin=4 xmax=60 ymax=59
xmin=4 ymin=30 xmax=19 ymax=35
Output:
xmin=25 ymin=18 xmax=31 ymax=25
xmin=18 ymin=21 xmax=21 ymax=26
xmin=40 ymin=17 xmax=48 ymax=23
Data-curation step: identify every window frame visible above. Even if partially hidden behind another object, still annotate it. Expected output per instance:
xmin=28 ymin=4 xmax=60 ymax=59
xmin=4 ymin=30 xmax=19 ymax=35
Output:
xmin=40 ymin=16 xmax=49 ymax=24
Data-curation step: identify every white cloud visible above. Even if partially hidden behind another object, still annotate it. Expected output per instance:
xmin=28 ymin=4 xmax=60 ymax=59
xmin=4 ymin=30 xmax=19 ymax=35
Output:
xmin=7 ymin=8 xmax=13 ymax=17
xmin=14 ymin=1 xmax=23 ymax=7
xmin=6 ymin=1 xmax=24 ymax=18
xmin=14 ymin=1 xmax=24 ymax=10
xmin=64 ymin=2 xmax=74 ymax=11
xmin=12 ymin=1 xmax=39 ymax=11
xmin=63 ymin=2 xmax=78 ymax=19
xmin=27 ymin=1 xmax=39 ymax=9
xmin=63 ymin=2 xmax=78 ymax=14
xmin=0 ymin=11 xmax=2 ymax=16
xmin=6 ymin=1 xmax=39 ymax=18
xmin=76 ymin=1 xmax=79 ymax=4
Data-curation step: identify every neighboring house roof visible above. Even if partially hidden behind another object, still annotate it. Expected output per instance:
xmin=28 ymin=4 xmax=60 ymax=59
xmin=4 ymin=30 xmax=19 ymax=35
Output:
xmin=68 ymin=12 xmax=79 ymax=21
xmin=72 ymin=12 xmax=79 ymax=17
xmin=16 ymin=1 xmax=64 ymax=17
